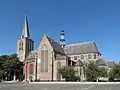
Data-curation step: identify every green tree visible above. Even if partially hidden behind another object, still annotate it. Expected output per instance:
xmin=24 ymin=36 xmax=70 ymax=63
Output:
xmin=84 ymin=61 xmax=107 ymax=82
xmin=2 ymin=54 xmax=24 ymax=81
xmin=109 ymin=65 xmax=120 ymax=81
xmin=0 ymin=55 xmax=8 ymax=70
xmin=58 ymin=67 xmax=79 ymax=81
xmin=0 ymin=69 xmax=5 ymax=80
xmin=98 ymin=67 xmax=108 ymax=78
xmin=0 ymin=55 xmax=9 ymax=80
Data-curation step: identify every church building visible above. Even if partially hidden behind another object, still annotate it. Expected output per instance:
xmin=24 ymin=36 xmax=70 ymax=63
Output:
xmin=17 ymin=15 xmax=101 ymax=81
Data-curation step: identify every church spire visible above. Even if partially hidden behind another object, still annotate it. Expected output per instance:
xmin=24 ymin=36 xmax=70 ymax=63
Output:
xmin=21 ymin=14 xmax=30 ymax=38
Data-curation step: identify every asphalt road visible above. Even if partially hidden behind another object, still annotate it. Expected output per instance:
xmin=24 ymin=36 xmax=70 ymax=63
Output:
xmin=0 ymin=82 xmax=120 ymax=90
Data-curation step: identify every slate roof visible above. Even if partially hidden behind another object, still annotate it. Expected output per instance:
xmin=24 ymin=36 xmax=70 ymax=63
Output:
xmin=25 ymin=51 xmax=36 ymax=61
xmin=46 ymin=35 xmax=65 ymax=54
xmin=96 ymin=59 xmax=116 ymax=67
xmin=64 ymin=41 xmax=100 ymax=55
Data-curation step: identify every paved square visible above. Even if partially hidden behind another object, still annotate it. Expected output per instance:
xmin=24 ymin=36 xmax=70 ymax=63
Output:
xmin=0 ymin=83 xmax=120 ymax=90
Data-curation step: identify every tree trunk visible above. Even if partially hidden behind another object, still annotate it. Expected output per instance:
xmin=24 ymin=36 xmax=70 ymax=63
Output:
xmin=96 ymin=78 xmax=98 ymax=82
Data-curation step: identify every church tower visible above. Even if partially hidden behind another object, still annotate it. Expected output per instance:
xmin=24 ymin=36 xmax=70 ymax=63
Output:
xmin=60 ymin=27 xmax=65 ymax=48
xmin=17 ymin=15 xmax=34 ymax=62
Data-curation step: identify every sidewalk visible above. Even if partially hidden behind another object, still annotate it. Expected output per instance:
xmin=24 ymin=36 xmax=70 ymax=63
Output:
xmin=2 ymin=81 xmax=18 ymax=83
xmin=30 ymin=82 xmax=120 ymax=84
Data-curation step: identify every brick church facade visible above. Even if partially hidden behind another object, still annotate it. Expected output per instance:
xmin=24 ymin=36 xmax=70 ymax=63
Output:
xmin=17 ymin=15 xmax=102 ymax=81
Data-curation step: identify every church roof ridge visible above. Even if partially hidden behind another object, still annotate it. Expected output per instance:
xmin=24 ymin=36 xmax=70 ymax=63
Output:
xmin=65 ymin=41 xmax=95 ymax=47
xmin=64 ymin=41 xmax=100 ymax=55
xmin=46 ymin=34 xmax=60 ymax=45
xmin=45 ymin=34 xmax=65 ymax=54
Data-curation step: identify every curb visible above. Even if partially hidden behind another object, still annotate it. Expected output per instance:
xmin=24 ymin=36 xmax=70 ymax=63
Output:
xmin=29 ymin=82 xmax=120 ymax=84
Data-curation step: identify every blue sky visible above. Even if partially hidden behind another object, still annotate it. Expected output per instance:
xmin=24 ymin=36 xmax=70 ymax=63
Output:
xmin=0 ymin=0 xmax=120 ymax=61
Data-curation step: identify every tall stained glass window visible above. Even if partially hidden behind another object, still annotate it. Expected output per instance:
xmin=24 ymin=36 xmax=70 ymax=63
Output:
xmin=41 ymin=44 xmax=48 ymax=72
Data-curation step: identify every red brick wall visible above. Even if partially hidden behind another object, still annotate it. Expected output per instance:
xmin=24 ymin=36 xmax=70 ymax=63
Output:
xmin=25 ymin=60 xmax=35 ymax=81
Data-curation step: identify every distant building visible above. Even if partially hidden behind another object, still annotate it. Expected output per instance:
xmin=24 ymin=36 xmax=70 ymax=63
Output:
xmin=17 ymin=15 xmax=103 ymax=81
xmin=96 ymin=59 xmax=117 ymax=68
xmin=96 ymin=59 xmax=117 ymax=81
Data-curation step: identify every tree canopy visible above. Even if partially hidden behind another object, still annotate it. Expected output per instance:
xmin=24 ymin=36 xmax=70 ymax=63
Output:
xmin=0 ymin=54 xmax=24 ymax=81
xmin=84 ymin=61 xmax=108 ymax=81
xmin=109 ymin=64 xmax=120 ymax=81
xmin=58 ymin=67 xmax=79 ymax=81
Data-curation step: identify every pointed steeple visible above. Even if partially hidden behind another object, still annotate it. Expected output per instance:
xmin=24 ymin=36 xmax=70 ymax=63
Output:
xmin=21 ymin=14 xmax=30 ymax=38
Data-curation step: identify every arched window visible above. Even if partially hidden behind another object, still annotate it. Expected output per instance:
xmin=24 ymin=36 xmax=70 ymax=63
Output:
xmin=41 ymin=44 xmax=48 ymax=72
xmin=21 ymin=42 xmax=23 ymax=46
xmin=28 ymin=42 xmax=32 ymax=51
xmin=29 ymin=64 xmax=34 ymax=75
xmin=20 ymin=41 xmax=23 ymax=46
xmin=81 ymin=55 xmax=84 ymax=60
xmin=94 ymin=54 xmax=97 ymax=59
xmin=88 ymin=54 xmax=92 ymax=59
xmin=57 ymin=61 xmax=61 ymax=69
xmin=57 ymin=61 xmax=61 ymax=81
xmin=20 ymin=42 xmax=21 ymax=46
xmin=19 ymin=41 xmax=23 ymax=50
xmin=19 ymin=43 xmax=21 ymax=47
xmin=41 ymin=44 xmax=48 ymax=50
